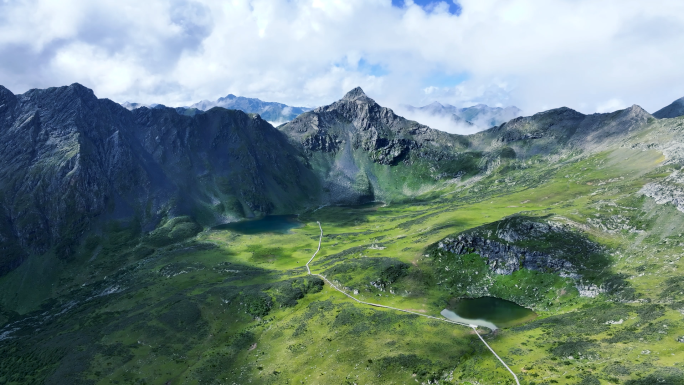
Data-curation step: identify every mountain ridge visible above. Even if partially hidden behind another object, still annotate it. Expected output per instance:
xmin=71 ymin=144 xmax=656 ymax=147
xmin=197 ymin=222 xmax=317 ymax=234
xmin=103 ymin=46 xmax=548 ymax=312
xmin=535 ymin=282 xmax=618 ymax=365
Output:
xmin=0 ymin=83 xmax=320 ymax=274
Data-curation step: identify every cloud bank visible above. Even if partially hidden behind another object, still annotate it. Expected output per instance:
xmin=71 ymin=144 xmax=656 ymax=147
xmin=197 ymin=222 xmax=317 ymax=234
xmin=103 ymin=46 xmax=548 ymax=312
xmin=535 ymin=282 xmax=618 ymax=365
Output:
xmin=1 ymin=0 xmax=684 ymax=116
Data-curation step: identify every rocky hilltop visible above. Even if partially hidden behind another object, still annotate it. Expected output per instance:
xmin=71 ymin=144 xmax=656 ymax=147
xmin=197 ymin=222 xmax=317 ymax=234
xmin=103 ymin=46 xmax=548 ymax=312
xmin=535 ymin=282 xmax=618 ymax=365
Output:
xmin=0 ymin=84 xmax=319 ymax=275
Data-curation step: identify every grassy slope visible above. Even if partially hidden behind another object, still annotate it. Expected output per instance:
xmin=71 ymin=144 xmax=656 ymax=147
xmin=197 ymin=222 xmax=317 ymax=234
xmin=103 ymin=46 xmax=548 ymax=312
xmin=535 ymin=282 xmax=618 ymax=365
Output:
xmin=2 ymin=136 xmax=684 ymax=384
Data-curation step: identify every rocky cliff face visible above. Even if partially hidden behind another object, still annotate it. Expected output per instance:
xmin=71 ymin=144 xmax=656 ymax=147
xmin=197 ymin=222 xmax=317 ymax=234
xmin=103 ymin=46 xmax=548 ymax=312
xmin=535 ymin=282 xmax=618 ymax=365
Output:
xmin=0 ymin=84 xmax=319 ymax=275
xmin=437 ymin=219 xmax=578 ymax=276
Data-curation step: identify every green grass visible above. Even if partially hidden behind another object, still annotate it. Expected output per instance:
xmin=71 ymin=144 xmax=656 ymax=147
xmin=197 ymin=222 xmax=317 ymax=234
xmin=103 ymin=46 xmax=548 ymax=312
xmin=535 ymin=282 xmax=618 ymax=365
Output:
xmin=2 ymin=146 xmax=684 ymax=384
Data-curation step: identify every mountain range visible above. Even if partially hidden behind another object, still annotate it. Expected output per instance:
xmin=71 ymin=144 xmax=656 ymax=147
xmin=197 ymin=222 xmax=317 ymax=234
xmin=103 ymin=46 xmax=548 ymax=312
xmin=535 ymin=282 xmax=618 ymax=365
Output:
xmin=2 ymin=84 xmax=683 ymax=277
xmin=3 ymin=83 xmax=684 ymax=384
xmin=122 ymin=94 xmax=311 ymax=124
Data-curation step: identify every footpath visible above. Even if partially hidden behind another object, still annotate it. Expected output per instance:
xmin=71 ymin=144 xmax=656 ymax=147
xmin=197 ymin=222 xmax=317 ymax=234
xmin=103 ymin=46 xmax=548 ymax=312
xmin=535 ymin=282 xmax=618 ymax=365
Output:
xmin=306 ymin=221 xmax=520 ymax=385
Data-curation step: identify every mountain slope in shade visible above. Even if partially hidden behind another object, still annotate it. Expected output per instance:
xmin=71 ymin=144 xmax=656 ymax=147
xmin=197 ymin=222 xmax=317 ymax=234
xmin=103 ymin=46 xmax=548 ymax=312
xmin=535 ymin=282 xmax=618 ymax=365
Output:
xmin=0 ymin=84 xmax=320 ymax=275
xmin=653 ymin=96 xmax=684 ymax=119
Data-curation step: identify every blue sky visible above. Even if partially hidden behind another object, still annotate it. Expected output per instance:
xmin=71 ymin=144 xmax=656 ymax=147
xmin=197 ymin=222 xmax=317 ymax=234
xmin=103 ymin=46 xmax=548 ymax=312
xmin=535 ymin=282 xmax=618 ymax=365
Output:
xmin=1 ymin=0 xmax=684 ymax=117
xmin=392 ymin=0 xmax=461 ymax=15
xmin=391 ymin=0 xmax=462 ymax=15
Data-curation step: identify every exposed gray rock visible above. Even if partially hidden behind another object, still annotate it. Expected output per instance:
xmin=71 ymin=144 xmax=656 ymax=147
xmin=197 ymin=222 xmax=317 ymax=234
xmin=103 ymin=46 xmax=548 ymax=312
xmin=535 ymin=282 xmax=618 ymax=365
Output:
xmin=436 ymin=216 xmax=612 ymax=297
xmin=640 ymin=170 xmax=684 ymax=212
xmin=575 ymin=282 xmax=606 ymax=298
xmin=438 ymin=234 xmax=575 ymax=275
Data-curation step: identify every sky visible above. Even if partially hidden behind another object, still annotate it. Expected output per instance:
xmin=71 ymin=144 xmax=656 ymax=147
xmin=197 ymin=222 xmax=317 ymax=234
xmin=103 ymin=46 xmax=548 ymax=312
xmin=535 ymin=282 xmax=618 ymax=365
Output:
xmin=2 ymin=0 xmax=684 ymax=116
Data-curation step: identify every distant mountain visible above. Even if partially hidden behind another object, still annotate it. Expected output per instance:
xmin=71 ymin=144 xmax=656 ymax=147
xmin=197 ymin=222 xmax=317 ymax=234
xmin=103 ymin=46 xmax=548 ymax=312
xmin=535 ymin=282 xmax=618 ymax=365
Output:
xmin=400 ymin=102 xmax=522 ymax=132
xmin=122 ymin=95 xmax=311 ymax=123
xmin=653 ymin=96 xmax=684 ymax=119
xmin=186 ymin=94 xmax=311 ymax=123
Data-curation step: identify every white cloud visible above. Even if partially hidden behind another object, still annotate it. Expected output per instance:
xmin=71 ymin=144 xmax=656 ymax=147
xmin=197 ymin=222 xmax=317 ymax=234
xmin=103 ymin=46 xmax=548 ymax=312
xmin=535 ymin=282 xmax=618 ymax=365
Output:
xmin=1 ymin=0 xmax=684 ymax=117
xmin=596 ymin=99 xmax=627 ymax=114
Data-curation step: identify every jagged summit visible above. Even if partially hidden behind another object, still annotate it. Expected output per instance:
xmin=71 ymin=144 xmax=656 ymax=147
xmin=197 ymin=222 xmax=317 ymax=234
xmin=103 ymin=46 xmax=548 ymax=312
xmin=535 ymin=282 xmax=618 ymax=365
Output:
xmin=342 ymin=87 xmax=372 ymax=102
xmin=653 ymin=96 xmax=684 ymax=119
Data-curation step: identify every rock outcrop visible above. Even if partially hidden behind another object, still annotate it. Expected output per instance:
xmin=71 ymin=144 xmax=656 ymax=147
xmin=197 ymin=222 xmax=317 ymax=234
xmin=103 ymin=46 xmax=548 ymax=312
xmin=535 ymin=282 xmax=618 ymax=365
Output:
xmin=640 ymin=170 xmax=684 ymax=212
xmin=438 ymin=234 xmax=575 ymax=275
xmin=435 ymin=216 xmax=610 ymax=297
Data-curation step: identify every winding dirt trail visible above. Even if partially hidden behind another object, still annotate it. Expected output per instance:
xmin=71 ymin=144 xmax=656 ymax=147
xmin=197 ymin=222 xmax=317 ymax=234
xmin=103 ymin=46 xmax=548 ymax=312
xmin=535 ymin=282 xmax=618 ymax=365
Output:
xmin=306 ymin=221 xmax=520 ymax=385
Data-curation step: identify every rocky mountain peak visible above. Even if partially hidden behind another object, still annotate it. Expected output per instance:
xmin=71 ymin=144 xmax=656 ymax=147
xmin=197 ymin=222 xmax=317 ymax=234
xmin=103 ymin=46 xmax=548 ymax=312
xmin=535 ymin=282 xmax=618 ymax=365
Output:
xmin=218 ymin=94 xmax=237 ymax=101
xmin=342 ymin=87 xmax=372 ymax=102
xmin=623 ymin=104 xmax=651 ymax=118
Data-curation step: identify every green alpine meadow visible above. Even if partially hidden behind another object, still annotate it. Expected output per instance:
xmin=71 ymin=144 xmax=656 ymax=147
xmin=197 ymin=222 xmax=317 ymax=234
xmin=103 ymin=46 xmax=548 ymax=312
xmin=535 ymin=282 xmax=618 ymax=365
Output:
xmin=1 ymin=82 xmax=684 ymax=385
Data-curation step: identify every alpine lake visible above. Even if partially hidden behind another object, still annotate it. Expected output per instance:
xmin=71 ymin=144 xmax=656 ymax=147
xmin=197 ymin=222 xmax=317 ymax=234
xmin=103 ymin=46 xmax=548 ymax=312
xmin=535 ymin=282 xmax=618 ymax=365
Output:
xmin=441 ymin=297 xmax=537 ymax=330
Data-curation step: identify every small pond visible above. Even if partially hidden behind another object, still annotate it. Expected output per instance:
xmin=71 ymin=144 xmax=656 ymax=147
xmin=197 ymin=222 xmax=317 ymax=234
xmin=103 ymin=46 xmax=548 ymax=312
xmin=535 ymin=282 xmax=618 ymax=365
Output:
xmin=441 ymin=297 xmax=537 ymax=330
xmin=212 ymin=215 xmax=303 ymax=234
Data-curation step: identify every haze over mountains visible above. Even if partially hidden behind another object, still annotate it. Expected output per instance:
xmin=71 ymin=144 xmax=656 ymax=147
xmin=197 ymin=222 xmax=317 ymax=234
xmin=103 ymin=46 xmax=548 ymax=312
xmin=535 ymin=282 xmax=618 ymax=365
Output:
xmin=121 ymin=93 xmax=523 ymax=133
xmin=122 ymin=94 xmax=311 ymax=125
xmin=396 ymin=102 xmax=523 ymax=134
